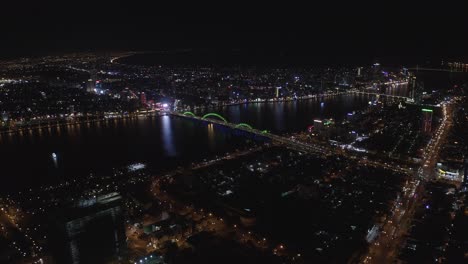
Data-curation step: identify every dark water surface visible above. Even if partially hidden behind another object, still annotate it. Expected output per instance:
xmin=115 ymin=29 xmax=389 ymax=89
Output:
xmin=0 ymin=94 xmax=391 ymax=193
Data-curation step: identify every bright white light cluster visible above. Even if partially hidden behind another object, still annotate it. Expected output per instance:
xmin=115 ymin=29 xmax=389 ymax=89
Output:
xmin=128 ymin=163 xmax=146 ymax=172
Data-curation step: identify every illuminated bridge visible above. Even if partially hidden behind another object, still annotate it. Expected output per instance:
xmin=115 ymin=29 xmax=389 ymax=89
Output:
xmin=407 ymin=67 xmax=460 ymax=73
xmin=173 ymin=111 xmax=413 ymax=174
xmin=173 ymin=112 xmax=329 ymax=155
xmin=349 ymin=80 xmax=412 ymax=101
xmin=350 ymin=90 xmax=411 ymax=100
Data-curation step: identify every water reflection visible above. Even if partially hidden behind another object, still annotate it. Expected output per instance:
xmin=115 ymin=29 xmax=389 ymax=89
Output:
xmin=161 ymin=115 xmax=177 ymax=157
xmin=52 ymin=152 xmax=58 ymax=168
xmin=207 ymin=123 xmax=215 ymax=151
xmin=216 ymin=94 xmax=374 ymax=133
xmin=273 ymin=103 xmax=285 ymax=132
xmin=0 ymin=93 xmax=402 ymax=193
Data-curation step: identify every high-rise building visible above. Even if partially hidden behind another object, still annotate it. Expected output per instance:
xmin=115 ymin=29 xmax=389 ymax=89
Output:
xmin=463 ymin=158 xmax=468 ymax=187
xmin=357 ymin=67 xmax=362 ymax=77
xmin=140 ymin=92 xmax=147 ymax=107
xmin=422 ymin=108 xmax=433 ymax=134
xmin=1 ymin=111 xmax=8 ymax=122
xmin=95 ymin=80 xmax=102 ymax=90
xmin=372 ymin=62 xmax=381 ymax=80
xmin=314 ymin=119 xmax=323 ymax=132
xmin=86 ymin=79 xmax=95 ymax=93
xmin=409 ymin=75 xmax=416 ymax=99
xmin=402 ymin=67 xmax=408 ymax=76
xmin=409 ymin=73 xmax=424 ymax=103
xmin=276 ymin=87 xmax=281 ymax=98
xmin=50 ymin=193 xmax=127 ymax=264
xmin=86 ymin=70 xmax=98 ymax=93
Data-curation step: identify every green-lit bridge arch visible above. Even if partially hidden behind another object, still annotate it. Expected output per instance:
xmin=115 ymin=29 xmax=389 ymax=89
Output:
xmin=202 ymin=113 xmax=228 ymax=123
xmin=235 ymin=123 xmax=253 ymax=130
xmin=179 ymin=111 xmax=267 ymax=134
xmin=183 ymin=111 xmax=197 ymax=117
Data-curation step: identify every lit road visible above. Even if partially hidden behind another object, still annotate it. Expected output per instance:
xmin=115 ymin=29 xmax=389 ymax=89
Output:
xmin=147 ymin=165 xmax=299 ymax=262
xmin=361 ymin=98 xmax=457 ymax=264
xmin=418 ymin=99 xmax=456 ymax=180
xmin=350 ymin=91 xmax=410 ymax=101
xmin=0 ymin=206 xmax=39 ymax=262
xmin=172 ymin=96 xmax=458 ymax=264
xmin=172 ymin=112 xmax=413 ymax=175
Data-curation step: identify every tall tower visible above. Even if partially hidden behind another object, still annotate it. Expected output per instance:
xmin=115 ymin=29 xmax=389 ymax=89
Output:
xmin=140 ymin=92 xmax=147 ymax=107
xmin=422 ymin=108 xmax=433 ymax=134
xmin=276 ymin=87 xmax=281 ymax=98
xmin=95 ymin=80 xmax=102 ymax=91
xmin=463 ymin=157 xmax=468 ymax=188
xmin=402 ymin=67 xmax=408 ymax=76
xmin=409 ymin=73 xmax=423 ymax=103
xmin=372 ymin=62 xmax=381 ymax=80
xmin=86 ymin=79 xmax=95 ymax=93
xmin=409 ymin=74 xmax=416 ymax=99
xmin=1 ymin=111 xmax=8 ymax=122
xmin=86 ymin=70 xmax=97 ymax=93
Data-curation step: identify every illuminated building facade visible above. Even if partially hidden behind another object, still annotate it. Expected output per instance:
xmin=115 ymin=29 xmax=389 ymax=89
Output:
xmin=314 ymin=119 xmax=323 ymax=132
xmin=50 ymin=193 xmax=126 ymax=264
xmin=140 ymin=92 xmax=147 ymax=107
xmin=464 ymin=158 xmax=468 ymax=187
xmin=409 ymin=73 xmax=424 ymax=103
xmin=422 ymin=108 xmax=433 ymax=134
xmin=86 ymin=78 xmax=95 ymax=93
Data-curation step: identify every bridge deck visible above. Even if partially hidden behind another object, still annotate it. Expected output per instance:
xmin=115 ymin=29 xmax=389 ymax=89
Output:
xmin=171 ymin=112 xmax=413 ymax=175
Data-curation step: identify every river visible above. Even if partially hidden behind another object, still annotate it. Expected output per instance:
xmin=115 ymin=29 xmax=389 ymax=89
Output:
xmin=0 ymin=92 xmax=402 ymax=193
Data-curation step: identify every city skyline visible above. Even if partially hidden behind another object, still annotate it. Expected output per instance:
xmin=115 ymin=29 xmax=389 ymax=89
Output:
xmin=1 ymin=4 xmax=468 ymax=264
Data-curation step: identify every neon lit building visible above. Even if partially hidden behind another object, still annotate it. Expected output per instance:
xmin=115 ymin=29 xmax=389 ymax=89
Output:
xmin=422 ymin=108 xmax=433 ymax=134
xmin=437 ymin=168 xmax=461 ymax=181
xmin=140 ymin=92 xmax=147 ymax=107
xmin=314 ymin=119 xmax=323 ymax=132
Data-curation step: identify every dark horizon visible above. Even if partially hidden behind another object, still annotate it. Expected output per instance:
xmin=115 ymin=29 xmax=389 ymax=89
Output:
xmin=2 ymin=3 xmax=468 ymax=65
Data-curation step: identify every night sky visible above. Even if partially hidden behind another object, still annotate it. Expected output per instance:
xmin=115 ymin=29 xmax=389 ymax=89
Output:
xmin=1 ymin=2 xmax=468 ymax=65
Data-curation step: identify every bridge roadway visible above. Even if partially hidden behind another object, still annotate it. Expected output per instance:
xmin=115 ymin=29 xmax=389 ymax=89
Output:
xmin=171 ymin=112 xmax=412 ymax=175
xmin=408 ymin=67 xmax=467 ymax=73
xmin=172 ymin=112 xmax=330 ymax=155
xmin=350 ymin=90 xmax=411 ymax=100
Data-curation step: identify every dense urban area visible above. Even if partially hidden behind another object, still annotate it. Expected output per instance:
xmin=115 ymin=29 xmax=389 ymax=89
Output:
xmin=0 ymin=52 xmax=467 ymax=264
